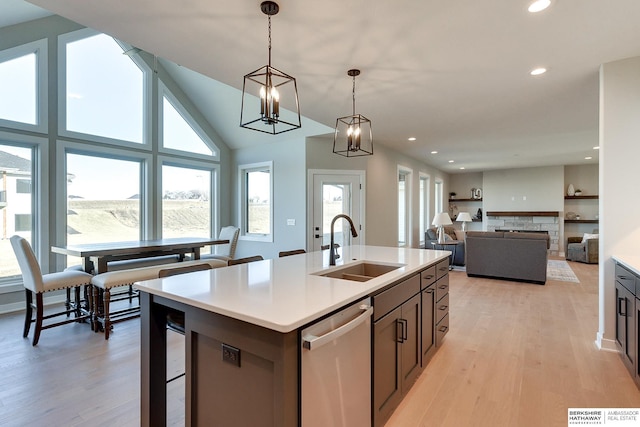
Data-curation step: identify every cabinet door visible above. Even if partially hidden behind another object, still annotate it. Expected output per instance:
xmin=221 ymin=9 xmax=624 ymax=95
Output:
xmin=421 ymin=285 xmax=436 ymax=365
xmin=401 ymin=293 xmax=422 ymax=394
xmin=373 ymin=306 xmax=402 ymax=427
xmin=615 ymin=281 xmax=635 ymax=375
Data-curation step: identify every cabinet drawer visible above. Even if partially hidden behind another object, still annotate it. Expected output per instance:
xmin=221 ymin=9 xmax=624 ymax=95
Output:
xmin=616 ymin=264 xmax=637 ymax=294
xmin=435 ymin=275 xmax=449 ymax=302
xmin=436 ymin=313 xmax=449 ymax=346
xmin=373 ymin=274 xmax=420 ymax=321
xmin=436 ymin=259 xmax=449 ymax=279
xmin=421 ymin=266 xmax=437 ymax=289
xmin=436 ymin=293 xmax=449 ymax=324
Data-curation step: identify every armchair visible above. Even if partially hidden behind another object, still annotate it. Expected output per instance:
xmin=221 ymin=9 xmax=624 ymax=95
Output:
xmin=425 ymin=227 xmax=465 ymax=266
xmin=566 ymin=234 xmax=599 ymax=264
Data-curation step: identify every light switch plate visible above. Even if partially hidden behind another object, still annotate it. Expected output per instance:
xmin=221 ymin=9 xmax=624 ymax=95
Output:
xmin=287 ymin=219 xmax=295 ymax=226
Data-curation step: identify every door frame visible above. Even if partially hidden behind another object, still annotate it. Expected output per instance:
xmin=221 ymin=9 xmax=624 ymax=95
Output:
xmin=307 ymin=169 xmax=366 ymax=251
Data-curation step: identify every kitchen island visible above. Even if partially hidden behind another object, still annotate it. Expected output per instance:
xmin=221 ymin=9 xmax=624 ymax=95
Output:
xmin=135 ymin=245 xmax=450 ymax=426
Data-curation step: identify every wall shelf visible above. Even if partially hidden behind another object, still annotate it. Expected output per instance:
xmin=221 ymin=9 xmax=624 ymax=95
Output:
xmin=565 ymin=219 xmax=599 ymax=224
xmin=565 ymin=195 xmax=598 ymax=200
xmin=449 ymin=198 xmax=482 ymax=202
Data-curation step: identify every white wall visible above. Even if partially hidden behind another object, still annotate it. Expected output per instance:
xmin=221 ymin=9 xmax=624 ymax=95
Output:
xmin=231 ymin=137 xmax=307 ymax=260
xmin=598 ymin=56 xmax=640 ymax=350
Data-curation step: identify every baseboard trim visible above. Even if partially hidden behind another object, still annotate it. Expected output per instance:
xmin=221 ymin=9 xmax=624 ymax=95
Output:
xmin=595 ymin=332 xmax=618 ymax=352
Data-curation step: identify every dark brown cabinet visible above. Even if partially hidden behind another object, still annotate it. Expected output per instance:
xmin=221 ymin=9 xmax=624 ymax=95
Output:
xmin=421 ymin=265 xmax=437 ymax=365
xmin=614 ymin=262 xmax=639 ymax=387
xmin=372 ymin=274 xmax=421 ymax=427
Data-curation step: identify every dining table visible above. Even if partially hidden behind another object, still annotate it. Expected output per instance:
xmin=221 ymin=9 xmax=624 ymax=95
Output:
xmin=51 ymin=236 xmax=229 ymax=274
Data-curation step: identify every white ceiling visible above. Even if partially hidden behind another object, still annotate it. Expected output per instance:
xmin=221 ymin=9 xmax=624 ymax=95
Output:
xmin=12 ymin=0 xmax=640 ymax=172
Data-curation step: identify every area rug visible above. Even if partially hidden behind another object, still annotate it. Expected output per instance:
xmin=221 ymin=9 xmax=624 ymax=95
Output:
xmin=547 ymin=260 xmax=580 ymax=283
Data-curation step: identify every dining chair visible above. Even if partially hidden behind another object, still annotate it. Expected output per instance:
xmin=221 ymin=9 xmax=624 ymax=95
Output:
xmin=158 ymin=263 xmax=213 ymax=335
xmin=227 ymin=255 xmax=264 ymax=266
xmin=10 ymin=235 xmax=93 ymax=346
xmin=278 ymin=249 xmax=306 ymax=257
xmin=200 ymin=226 xmax=240 ymax=262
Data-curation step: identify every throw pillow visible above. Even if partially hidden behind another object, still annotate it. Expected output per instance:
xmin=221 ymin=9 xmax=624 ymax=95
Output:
xmin=582 ymin=233 xmax=599 ymax=243
xmin=443 ymin=233 xmax=452 ymax=241
xmin=454 ymin=230 xmax=465 ymax=240
xmin=426 ymin=229 xmax=438 ymax=240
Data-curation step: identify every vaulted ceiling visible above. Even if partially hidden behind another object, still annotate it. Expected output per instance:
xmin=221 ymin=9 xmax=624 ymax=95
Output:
xmin=7 ymin=0 xmax=640 ymax=172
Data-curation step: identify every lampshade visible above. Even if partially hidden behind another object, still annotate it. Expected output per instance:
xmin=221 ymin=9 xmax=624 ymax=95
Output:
xmin=240 ymin=1 xmax=301 ymax=135
xmin=456 ymin=212 xmax=472 ymax=223
xmin=333 ymin=69 xmax=373 ymax=157
xmin=432 ymin=212 xmax=453 ymax=227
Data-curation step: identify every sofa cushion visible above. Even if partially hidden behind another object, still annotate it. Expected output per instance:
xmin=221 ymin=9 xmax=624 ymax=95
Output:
xmin=426 ymin=228 xmax=438 ymax=240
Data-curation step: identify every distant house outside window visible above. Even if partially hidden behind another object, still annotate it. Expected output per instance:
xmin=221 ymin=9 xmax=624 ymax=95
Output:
xmin=14 ymin=214 xmax=31 ymax=232
xmin=16 ymin=179 xmax=31 ymax=194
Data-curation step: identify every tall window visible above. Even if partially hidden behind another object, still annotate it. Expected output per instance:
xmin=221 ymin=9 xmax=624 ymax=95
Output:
xmin=162 ymin=164 xmax=212 ymax=241
xmin=0 ymin=52 xmax=36 ymax=125
xmin=66 ymin=153 xmax=142 ymax=245
xmin=398 ymin=167 xmax=412 ymax=247
xmin=0 ymin=144 xmax=34 ymax=279
xmin=65 ymin=33 xmax=145 ymax=144
xmin=419 ymin=174 xmax=430 ymax=247
xmin=240 ymin=162 xmax=272 ymax=241
xmin=162 ymin=94 xmax=214 ymax=156
xmin=435 ymin=180 xmax=444 ymax=215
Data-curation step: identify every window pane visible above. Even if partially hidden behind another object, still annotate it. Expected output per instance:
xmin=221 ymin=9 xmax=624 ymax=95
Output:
xmin=398 ymin=173 xmax=406 ymax=246
xmin=0 ymin=144 xmax=33 ymax=279
xmin=0 ymin=53 xmax=36 ymax=124
xmin=66 ymin=34 xmax=144 ymax=143
xmin=162 ymin=165 xmax=211 ymax=242
xmin=419 ymin=178 xmax=426 ymax=243
xmin=247 ymin=169 xmax=270 ymax=234
xmin=66 ymin=153 xmax=141 ymax=245
xmin=322 ymin=183 xmax=350 ymax=248
xmin=163 ymin=97 xmax=213 ymax=155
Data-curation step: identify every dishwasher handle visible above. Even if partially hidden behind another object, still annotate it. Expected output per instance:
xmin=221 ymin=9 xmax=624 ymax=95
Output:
xmin=302 ymin=304 xmax=373 ymax=351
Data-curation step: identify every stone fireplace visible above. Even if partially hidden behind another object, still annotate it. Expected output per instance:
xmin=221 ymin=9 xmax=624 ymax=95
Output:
xmin=486 ymin=211 xmax=560 ymax=255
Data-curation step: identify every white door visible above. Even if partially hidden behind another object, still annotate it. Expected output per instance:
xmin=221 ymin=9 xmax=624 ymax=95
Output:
xmin=309 ymin=171 xmax=365 ymax=252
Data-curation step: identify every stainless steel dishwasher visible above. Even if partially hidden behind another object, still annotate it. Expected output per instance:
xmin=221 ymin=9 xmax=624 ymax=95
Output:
xmin=301 ymin=297 xmax=373 ymax=427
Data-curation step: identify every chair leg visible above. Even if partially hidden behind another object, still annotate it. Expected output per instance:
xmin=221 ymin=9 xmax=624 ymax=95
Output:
xmin=23 ymin=289 xmax=33 ymax=338
xmin=65 ymin=288 xmax=71 ymax=317
xmin=103 ymin=288 xmax=111 ymax=340
xmin=32 ymin=293 xmax=44 ymax=346
xmin=92 ymin=285 xmax=100 ymax=333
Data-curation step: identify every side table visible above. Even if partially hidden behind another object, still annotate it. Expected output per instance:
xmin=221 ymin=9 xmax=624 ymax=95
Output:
xmin=430 ymin=240 xmax=461 ymax=270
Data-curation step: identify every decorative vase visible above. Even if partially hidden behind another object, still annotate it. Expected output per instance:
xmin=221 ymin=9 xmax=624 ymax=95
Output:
xmin=567 ymin=184 xmax=575 ymax=196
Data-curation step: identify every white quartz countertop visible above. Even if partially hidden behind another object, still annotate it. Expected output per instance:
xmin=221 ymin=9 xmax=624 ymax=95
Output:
xmin=135 ymin=245 xmax=449 ymax=333
xmin=612 ymin=255 xmax=640 ymax=276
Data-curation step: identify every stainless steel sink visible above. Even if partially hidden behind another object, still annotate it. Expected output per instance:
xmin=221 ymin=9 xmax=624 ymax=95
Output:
xmin=313 ymin=261 xmax=404 ymax=282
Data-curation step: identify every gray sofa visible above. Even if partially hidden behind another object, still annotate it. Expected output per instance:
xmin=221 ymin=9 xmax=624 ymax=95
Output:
xmin=465 ymin=231 xmax=549 ymax=285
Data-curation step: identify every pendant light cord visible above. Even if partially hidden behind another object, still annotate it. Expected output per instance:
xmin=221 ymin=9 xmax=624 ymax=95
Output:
xmin=268 ymin=15 xmax=272 ymax=67
xmin=352 ymin=75 xmax=357 ymax=116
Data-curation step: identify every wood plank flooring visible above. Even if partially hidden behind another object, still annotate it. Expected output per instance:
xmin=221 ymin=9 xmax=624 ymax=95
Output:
xmin=0 ymin=260 xmax=638 ymax=426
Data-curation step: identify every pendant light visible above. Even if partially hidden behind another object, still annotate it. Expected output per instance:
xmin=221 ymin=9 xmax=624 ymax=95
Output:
xmin=333 ymin=69 xmax=373 ymax=157
xmin=240 ymin=1 xmax=301 ymax=135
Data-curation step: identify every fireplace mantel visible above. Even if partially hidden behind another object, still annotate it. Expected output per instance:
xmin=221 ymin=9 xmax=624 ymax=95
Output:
xmin=486 ymin=211 xmax=559 ymax=217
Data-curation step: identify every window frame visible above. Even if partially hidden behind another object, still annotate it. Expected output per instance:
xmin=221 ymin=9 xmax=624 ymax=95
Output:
xmin=419 ymin=173 xmax=430 ymax=247
xmin=0 ymin=131 xmax=48 ymax=291
xmin=54 ymin=140 xmax=154 ymax=256
xmin=0 ymin=38 xmax=48 ymax=133
xmin=57 ymin=28 xmax=152 ymax=149
xmin=397 ymin=165 xmax=413 ymax=248
xmin=158 ymin=82 xmax=220 ymax=161
xmin=238 ymin=161 xmax=273 ymax=243
xmin=158 ymin=155 xmax=220 ymax=240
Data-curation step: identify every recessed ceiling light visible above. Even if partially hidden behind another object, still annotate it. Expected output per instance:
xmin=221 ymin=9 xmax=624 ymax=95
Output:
xmin=408 ymin=137 xmax=416 ymax=141
xmin=593 ymin=146 xmax=600 ymax=150
xmin=530 ymin=67 xmax=547 ymax=76
xmin=431 ymin=151 xmax=438 ymax=154
xmin=585 ymin=156 xmax=593 ymax=160
xmin=448 ymin=160 xmax=454 ymax=163
xmin=459 ymin=167 xmax=465 ymax=170
xmin=528 ymin=0 xmax=551 ymax=13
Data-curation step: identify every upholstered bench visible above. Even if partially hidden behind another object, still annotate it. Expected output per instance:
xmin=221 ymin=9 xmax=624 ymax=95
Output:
xmin=90 ymin=258 xmax=227 ymax=339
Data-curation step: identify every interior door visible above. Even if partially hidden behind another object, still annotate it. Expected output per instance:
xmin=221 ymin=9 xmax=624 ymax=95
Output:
xmin=310 ymin=172 xmax=364 ymax=252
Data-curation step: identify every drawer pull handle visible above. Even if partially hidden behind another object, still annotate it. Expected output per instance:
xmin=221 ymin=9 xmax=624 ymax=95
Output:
xmin=439 ymin=285 xmax=448 ymax=290
xmin=396 ymin=320 xmax=404 ymax=343
xmin=439 ymin=305 xmax=448 ymax=311
xmin=426 ymin=288 xmax=435 ymax=294
xmin=618 ymin=297 xmax=627 ymax=317
xmin=439 ymin=326 xmax=448 ymax=333
xmin=423 ymin=275 xmax=435 ymax=280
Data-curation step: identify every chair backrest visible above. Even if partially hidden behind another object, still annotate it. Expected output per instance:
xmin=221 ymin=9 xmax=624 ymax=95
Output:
xmin=158 ymin=263 xmax=212 ymax=278
xmin=227 ymin=255 xmax=264 ymax=266
xmin=215 ymin=226 xmax=240 ymax=258
xmin=279 ymin=249 xmax=306 ymax=257
xmin=10 ymin=235 xmax=44 ymax=293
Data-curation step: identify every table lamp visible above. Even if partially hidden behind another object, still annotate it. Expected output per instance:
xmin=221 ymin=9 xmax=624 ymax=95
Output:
xmin=432 ymin=212 xmax=453 ymax=243
xmin=456 ymin=212 xmax=473 ymax=232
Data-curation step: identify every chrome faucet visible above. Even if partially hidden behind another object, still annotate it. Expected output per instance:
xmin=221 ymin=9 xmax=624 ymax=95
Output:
xmin=329 ymin=214 xmax=358 ymax=266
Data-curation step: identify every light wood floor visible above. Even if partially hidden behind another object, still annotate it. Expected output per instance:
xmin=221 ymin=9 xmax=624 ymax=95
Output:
xmin=0 ymin=260 xmax=638 ymax=426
